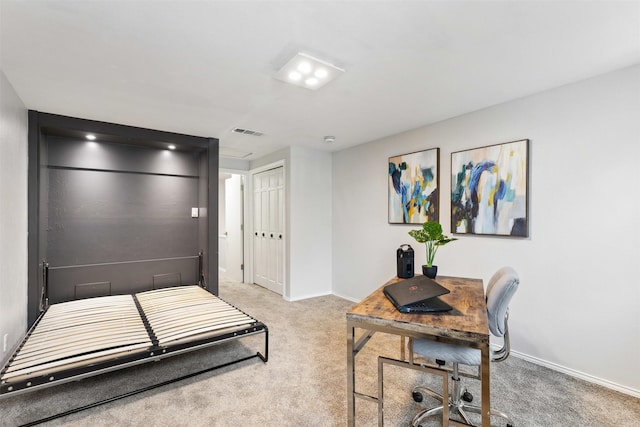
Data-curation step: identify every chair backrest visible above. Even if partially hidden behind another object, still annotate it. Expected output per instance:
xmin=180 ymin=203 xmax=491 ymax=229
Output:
xmin=486 ymin=267 xmax=519 ymax=338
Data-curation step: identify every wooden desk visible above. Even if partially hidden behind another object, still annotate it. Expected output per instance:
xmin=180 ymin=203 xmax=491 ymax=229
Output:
xmin=346 ymin=276 xmax=490 ymax=426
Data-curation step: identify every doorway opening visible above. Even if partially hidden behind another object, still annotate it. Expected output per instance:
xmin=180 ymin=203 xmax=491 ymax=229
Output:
xmin=218 ymin=173 xmax=245 ymax=283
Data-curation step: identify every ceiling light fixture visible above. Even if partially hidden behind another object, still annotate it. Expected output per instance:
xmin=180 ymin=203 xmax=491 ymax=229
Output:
xmin=86 ymin=134 xmax=96 ymax=140
xmin=324 ymin=136 xmax=336 ymax=144
xmin=275 ymin=52 xmax=345 ymax=90
xmin=168 ymin=144 xmax=176 ymax=150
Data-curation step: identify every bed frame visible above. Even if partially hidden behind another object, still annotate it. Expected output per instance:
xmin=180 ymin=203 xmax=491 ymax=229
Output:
xmin=7 ymin=112 xmax=257 ymax=423
xmin=0 ymin=261 xmax=268 ymax=423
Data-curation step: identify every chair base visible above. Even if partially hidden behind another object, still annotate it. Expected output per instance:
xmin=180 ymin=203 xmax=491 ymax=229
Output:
xmin=411 ymin=385 xmax=514 ymax=427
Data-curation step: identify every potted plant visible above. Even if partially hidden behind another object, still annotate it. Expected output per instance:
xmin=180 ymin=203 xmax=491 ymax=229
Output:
xmin=408 ymin=221 xmax=457 ymax=278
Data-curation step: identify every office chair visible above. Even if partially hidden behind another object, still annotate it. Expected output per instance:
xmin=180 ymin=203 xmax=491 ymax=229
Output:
xmin=408 ymin=267 xmax=519 ymax=427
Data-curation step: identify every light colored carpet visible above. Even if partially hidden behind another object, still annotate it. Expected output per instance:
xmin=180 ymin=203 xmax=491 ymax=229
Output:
xmin=1 ymin=280 xmax=638 ymax=426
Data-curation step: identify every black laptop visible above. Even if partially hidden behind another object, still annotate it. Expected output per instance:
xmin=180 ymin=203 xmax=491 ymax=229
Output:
xmin=383 ymin=275 xmax=452 ymax=313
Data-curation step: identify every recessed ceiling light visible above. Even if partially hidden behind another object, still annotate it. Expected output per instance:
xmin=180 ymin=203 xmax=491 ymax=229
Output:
xmin=288 ymin=71 xmax=302 ymax=81
xmin=314 ymin=68 xmax=328 ymax=79
xmin=275 ymin=52 xmax=345 ymax=91
xmin=86 ymin=134 xmax=96 ymax=140
xmin=297 ymin=62 xmax=312 ymax=74
xmin=168 ymin=144 xmax=176 ymax=150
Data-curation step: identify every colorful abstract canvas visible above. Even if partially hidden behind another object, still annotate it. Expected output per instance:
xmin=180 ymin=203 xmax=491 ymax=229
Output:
xmin=388 ymin=148 xmax=439 ymax=224
xmin=451 ymin=139 xmax=529 ymax=237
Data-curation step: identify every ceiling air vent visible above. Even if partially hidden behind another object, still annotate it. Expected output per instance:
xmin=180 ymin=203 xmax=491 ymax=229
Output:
xmin=232 ymin=128 xmax=263 ymax=137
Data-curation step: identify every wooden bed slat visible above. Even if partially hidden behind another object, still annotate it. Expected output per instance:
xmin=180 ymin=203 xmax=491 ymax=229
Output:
xmin=12 ymin=332 xmax=151 ymax=364
xmin=2 ymin=343 xmax=151 ymax=381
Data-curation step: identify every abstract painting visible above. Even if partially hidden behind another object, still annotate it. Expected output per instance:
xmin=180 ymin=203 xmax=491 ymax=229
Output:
xmin=388 ymin=148 xmax=439 ymax=224
xmin=451 ymin=139 xmax=529 ymax=237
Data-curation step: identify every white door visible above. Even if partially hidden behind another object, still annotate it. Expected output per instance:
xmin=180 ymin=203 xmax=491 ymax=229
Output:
xmin=253 ymin=167 xmax=284 ymax=295
xmin=225 ymin=174 xmax=244 ymax=282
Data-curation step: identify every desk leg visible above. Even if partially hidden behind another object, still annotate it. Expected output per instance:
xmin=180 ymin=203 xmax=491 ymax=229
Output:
xmin=480 ymin=345 xmax=490 ymax=427
xmin=347 ymin=321 xmax=356 ymax=426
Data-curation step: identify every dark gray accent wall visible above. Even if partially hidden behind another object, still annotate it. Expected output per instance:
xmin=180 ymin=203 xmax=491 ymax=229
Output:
xmin=198 ymin=148 xmax=210 ymax=289
xmin=47 ymin=136 xmax=201 ymax=176
xmin=206 ymin=138 xmax=219 ymax=295
xmin=28 ymin=112 xmax=218 ymax=324
xmin=27 ymin=111 xmax=45 ymax=325
xmin=45 ymin=140 xmax=200 ymax=267
xmin=47 ymin=257 xmax=199 ymax=303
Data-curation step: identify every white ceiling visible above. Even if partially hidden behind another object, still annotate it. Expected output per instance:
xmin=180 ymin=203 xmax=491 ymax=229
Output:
xmin=1 ymin=1 xmax=639 ymax=160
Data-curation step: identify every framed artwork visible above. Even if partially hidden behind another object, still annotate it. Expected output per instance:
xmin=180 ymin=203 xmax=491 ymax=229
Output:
xmin=451 ymin=139 xmax=529 ymax=237
xmin=388 ymin=148 xmax=439 ymax=224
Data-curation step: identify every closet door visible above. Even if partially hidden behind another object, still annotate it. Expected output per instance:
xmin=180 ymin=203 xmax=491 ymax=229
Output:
xmin=252 ymin=167 xmax=284 ymax=295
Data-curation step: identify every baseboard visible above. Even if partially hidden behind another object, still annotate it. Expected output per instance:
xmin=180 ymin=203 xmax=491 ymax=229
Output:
xmin=508 ymin=348 xmax=640 ymax=399
xmin=331 ymin=291 xmax=359 ymax=303
xmin=286 ymin=290 xmax=333 ymax=302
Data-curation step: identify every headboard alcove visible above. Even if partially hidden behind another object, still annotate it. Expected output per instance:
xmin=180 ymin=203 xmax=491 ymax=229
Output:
xmin=27 ymin=111 xmax=218 ymax=326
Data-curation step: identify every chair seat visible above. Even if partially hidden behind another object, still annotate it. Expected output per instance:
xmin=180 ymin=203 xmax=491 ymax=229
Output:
xmin=413 ymin=339 xmax=481 ymax=366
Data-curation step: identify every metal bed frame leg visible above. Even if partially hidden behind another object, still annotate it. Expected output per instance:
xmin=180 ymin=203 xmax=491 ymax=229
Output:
xmin=257 ymin=326 xmax=269 ymax=362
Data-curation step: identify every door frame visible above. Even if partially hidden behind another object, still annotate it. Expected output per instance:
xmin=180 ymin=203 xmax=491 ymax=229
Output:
xmin=219 ymin=168 xmax=249 ymax=284
xmin=248 ymin=160 xmax=286 ymax=298
xmin=218 ymin=171 xmax=245 ymax=283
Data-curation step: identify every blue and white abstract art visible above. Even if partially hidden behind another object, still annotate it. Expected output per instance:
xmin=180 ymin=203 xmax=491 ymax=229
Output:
xmin=388 ymin=148 xmax=439 ymax=224
xmin=451 ymin=140 xmax=529 ymax=237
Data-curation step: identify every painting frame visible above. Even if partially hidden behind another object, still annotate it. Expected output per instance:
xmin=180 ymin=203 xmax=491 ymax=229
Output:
xmin=451 ymin=139 xmax=529 ymax=237
xmin=388 ymin=147 xmax=439 ymax=225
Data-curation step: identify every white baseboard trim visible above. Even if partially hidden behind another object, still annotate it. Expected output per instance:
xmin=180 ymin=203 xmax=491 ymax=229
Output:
xmin=286 ymin=290 xmax=333 ymax=302
xmin=508 ymin=348 xmax=640 ymax=399
xmin=332 ymin=291 xmax=359 ymax=303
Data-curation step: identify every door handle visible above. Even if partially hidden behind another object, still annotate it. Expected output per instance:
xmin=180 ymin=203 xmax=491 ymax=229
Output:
xmin=279 ymin=234 xmax=282 ymax=239
xmin=270 ymin=233 xmax=273 ymax=238
xmin=262 ymin=233 xmax=265 ymax=237
xmin=255 ymin=232 xmax=258 ymax=236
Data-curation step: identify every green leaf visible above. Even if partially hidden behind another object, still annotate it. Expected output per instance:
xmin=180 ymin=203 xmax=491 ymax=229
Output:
xmin=407 ymin=221 xmax=457 ymax=266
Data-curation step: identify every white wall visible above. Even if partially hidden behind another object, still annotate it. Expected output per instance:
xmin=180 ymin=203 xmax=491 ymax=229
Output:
xmin=0 ymin=70 xmax=28 ymax=364
xmin=332 ymin=65 xmax=640 ymax=395
xmin=289 ymin=146 xmax=333 ymax=300
xmin=219 ymin=157 xmax=249 ymax=171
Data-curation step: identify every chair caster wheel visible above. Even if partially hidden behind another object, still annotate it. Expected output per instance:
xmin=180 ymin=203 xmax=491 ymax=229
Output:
xmin=462 ymin=390 xmax=473 ymax=402
xmin=412 ymin=391 xmax=423 ymax=402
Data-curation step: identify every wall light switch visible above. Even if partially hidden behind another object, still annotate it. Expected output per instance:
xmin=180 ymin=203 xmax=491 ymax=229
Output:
xmin=191 ymin=207 xmax=199 ymax=218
